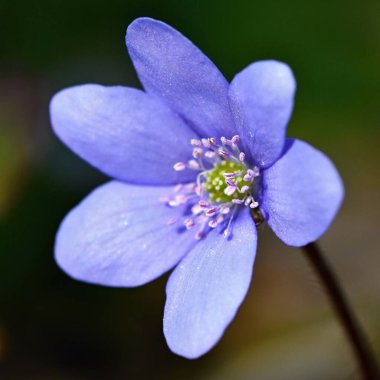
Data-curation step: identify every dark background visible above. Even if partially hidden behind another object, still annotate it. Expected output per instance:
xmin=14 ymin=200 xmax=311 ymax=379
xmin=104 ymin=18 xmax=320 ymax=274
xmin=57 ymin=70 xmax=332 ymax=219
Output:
xmin=1 ymin=0 xmax=379 ymax=379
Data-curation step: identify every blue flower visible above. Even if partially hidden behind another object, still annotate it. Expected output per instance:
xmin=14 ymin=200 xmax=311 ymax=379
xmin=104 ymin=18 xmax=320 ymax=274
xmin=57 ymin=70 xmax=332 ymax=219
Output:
xmin=50 ymin=17 xmax=344 ymax=359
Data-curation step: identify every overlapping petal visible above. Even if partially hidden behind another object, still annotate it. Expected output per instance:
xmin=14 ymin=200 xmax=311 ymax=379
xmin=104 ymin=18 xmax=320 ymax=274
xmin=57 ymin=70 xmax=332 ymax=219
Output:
xmin=261 ymin=139 xmax=344 ymax=246
xmin=229 ymin=60 xmax=296 ymax=168
xmin=50 ymin=84 xmax=198 ymax=185
xmin=163 ymin=208 xmax=257 ymax=359
xmin=126 ymin=17 xmax=236 ymax=138
xmin=55 ymin=181 xmax=197 ymax=287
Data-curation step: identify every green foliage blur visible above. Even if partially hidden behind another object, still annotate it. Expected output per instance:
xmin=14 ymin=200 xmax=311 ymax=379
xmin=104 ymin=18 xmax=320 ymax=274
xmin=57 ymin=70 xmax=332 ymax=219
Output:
xmin=0 ymin=0 xmax=379 ymax=379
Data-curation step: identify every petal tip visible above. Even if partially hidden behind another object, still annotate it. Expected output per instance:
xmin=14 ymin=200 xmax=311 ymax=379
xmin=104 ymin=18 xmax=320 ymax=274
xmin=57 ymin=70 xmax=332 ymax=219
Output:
xmin=126 ymin=17 xmax=167 ymax=46
xmin=257 ymin=59 xmax=296 ymax=93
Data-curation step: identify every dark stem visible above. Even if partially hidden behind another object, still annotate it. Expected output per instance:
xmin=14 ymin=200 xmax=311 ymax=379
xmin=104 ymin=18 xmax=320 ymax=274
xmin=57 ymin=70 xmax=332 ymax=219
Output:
xmin=302 ymin=243 xmax=379 ymax=380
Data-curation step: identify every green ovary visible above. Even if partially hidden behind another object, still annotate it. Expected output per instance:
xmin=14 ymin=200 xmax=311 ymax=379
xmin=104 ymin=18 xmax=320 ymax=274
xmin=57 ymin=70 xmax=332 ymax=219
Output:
xmin=205 ymin=161 xmax=251 ymax=203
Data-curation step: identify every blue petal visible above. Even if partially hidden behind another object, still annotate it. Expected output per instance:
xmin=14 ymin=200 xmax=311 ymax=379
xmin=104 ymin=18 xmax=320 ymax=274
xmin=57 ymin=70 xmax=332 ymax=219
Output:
xmin=261 ymin=139 xmax=344 ymax=246
xmin=55 ymin=181 xmax=197 ymax=287
xmin=229 ymin=60 xmax=296 ymax=168
xmin=126 ymin=17 xmax=236 ymax=138
xmin=164 ymin=208 xmax=257 ymax=359
xmin=50 ymin=84 xmax=198 ymax=185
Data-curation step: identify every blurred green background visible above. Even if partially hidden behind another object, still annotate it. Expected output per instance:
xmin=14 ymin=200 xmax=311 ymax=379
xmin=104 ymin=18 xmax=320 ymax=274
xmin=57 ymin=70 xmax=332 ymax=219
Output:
xmin=1 ymin=0 xmax=379 ymax=379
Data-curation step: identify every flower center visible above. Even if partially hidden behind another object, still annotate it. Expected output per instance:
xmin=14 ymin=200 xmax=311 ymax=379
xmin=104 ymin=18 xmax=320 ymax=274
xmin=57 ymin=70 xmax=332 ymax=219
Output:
xmin=205 ymin=161 xmax=249 ymax=203
xmin=161 ymin=135 xmax=261 ymax=239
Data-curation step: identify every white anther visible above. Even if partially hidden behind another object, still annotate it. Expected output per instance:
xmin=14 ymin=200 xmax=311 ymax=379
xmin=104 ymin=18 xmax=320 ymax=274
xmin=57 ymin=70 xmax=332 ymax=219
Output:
xmin=218 ymin=149 xmax=230 ymax=159
xmin=191 ymin=139 xmax=202 ymax=146
xmin=205 ymin=207 xmax=217 ymax=217
xmin=239 ymin=152 xmax=245 ymax=162
xmin=220 ymin=206 xmax=231 ymax=214
xmin=223 ymin=227 xmax=230 ymax=238
xmin=231 ymin=135 xmax=240 ymax=144
xmin=224 ymin=186 xmax=236 ymax=196
xmin=250 ymin=200 xmax=259 ymax=209
xmin=252 ymin=166 xmax=260 ymax=177
xmin=232 ymin=199 xmax=244 ymax=204
xmin=243 ymin=169 xmax=254 ymax=181
xmin=240 ymin=185 xmax=250 ymax=193
xmin=201 ymin=138 xmax=211 ymax=148
xmin=205 ymin=151 xmax=217 ymax=159
xmin=191 ymin=204 xmax=203 ymax=215
xmin=173 ymin=162 xmax=186 ymax=171
xmin=188 ymin=159 xmax=200 ymax=170
xmin=220 ymin=136 xmax=228 ymax=145
xmin=192 ymin=148 xmax=203 ymax=158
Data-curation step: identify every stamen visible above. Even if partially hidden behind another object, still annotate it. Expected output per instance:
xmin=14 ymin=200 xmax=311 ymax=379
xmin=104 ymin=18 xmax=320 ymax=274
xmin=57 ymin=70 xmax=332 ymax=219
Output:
xmin=173 ymin=162 xmax=186 ymax=171
xmin=224 ymin=186 xmax=236 ymax=196
xmin=220 ymin=206 xmax=231 ymax=214
xmin=201 ymin=138 xmax=211 ymax=148
xmin=252 ymin=166 xmax=260 ymax=177
xmin=192 ymin=148 xmax=203 ymax=158
xmin=205 ymin=207 xmax=217 ymax=217
xmin=205 ymin=151 xmax=217 ymax=159
xmin=166 ymin=135 xmax=261 ymax=240
xmin=198 ymin=200 xmax=209 ymax=208
xmin=250 ymin=200 xmax=259 ymax=209
xmin=188 ymin=159 xmax=200 ymax=170
xmin=191 ymin=204 xmax=203 ymax=215
xmin=217 ymin=149 xmax=230 ymax=159
xmin=231 ymin=135 xmax=240 ymax=144
xmin=223 ymin=206 xmax=238 ymax=238
xmin=191 ymin=139 xmax=202 ymax=147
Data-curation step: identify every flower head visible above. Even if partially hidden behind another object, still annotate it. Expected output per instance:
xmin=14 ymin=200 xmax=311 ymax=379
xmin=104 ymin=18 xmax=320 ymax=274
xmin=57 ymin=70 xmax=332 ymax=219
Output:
xmin=50 ymin=17 xmax=344 ymax=359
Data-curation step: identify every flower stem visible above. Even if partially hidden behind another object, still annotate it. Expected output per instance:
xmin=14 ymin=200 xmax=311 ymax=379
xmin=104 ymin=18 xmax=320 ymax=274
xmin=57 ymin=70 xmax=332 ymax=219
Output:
xmin=302 ymin=243 xmax=379 ymax=380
